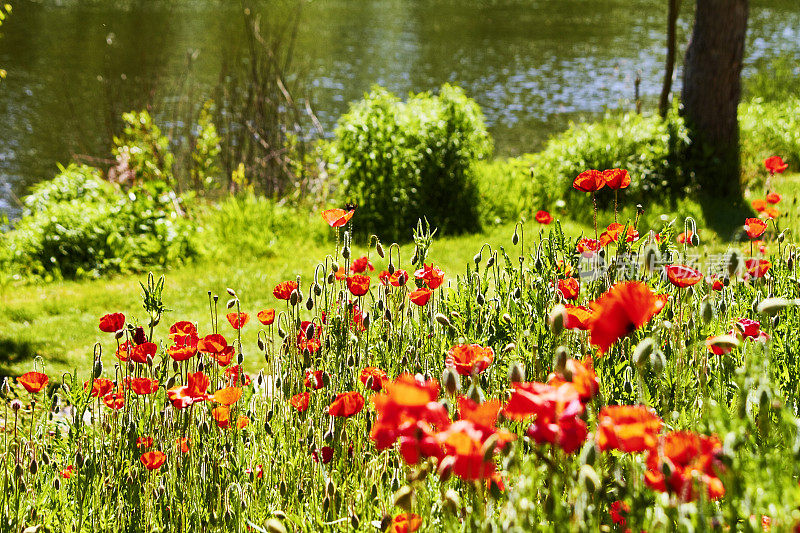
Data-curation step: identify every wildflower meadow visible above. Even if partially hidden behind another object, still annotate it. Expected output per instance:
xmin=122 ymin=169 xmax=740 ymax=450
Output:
xmin=3 ymin=160 xmax=800 ymax=532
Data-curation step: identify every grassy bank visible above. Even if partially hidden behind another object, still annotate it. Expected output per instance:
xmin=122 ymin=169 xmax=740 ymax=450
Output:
xmin=3 ymin=170 xmax=799 ymax=376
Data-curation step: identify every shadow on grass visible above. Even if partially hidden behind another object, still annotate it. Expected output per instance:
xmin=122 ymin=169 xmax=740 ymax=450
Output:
xmin=0 ymin=337 xmax=67 ymax=376
xmin=697 ymin=193 xmax=754 ymax=243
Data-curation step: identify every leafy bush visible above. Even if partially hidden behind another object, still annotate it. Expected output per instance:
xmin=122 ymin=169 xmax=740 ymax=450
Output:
xmin=475 ymin=110 xmax=690 ymax=225
xmin=1 ymin=162 xmax=196 ymax=279
xmin=329 ymin=84 xmax=492 ymax=241
xmin=740 ymin=97 xmax=800 ymax=183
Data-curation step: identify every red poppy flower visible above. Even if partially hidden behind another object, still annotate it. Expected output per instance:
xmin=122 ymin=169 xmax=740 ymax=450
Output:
xmin=610 ymin=501 xmax=630 ymax=526
xmin=360 ymin=366 xmax=389 ymax=391
xmin=435 ymin=420 xmax=501 ymax=480
xmin=18 ymin=371 xmax=48 ymax=393
xmin=576 ymin=238 xmax=601 ymax=256
xmin=763 ymin=207 xmax=780 ymax=220
xmin=708 ymin=277 xmax=724 ymax=291
xmin=573 ymin=169 xmax=605 ymax=192
xmin=103 ymin=390 xmax=125 ymax=410
xmin=556 ymin=277 xmax=579 ymax=300
xmin=226 ymin=312 xmax=249 ymax=330
xmin=744 ymin=218 xmax=767 ymax=239
xmin=321 ymin=208 xmax=355 ymax=228
xmin=409 ymin=287 xmax=433 ymax=306
xmin=136 ymin=436 xmax=154 ymax=449
xmin=328 ymin=391 xmax=365 ymax=417
xmin=115 ymin=341 xmax=132 ymax=362
xmin=168 ymin=334 xmax=198 ymax=362
xmin=596 ymin=405 xmax=662 ymax=453
xmin=297 ymin=321 xmax=322 ymax=354
xmin=212 ymin=406 xmax=231 ymax=428
xmin=290 ymin=392 xmax=310 ymax=412
xmin=99 ymin=313 xmax=125 ymax=333
xmin=197 ymin=334 xmax=228 ymax=355
xmin=346 ymin=274 xmax=371 ymax=297
xmin=751 ymin=199 xmax=767 ymax=212
xmin=273 ymin=280 xmax=298 ymax=300
xmin=735 ymin=318 xmax=763 ymax=340
xmin=85 ymin=378 xmax=114 ymax=398
xmin=599 ymin=223 xmax=638 ymax=246
xmin=169 ymin=321 xmax=196 ymax=339
xmin=588 ymin=281 xmax=664 ymax=355
xmin=644 ymin=431 xmax=725 ymax=501
xmin=446 ymin=344 xmax=495 ymax=376
xmin=564 ymin=304 xmax=592 ymax=330
xmin=351 ymin=256 xmax=375 ymax=273
xmin=378 ymin=269 xmax=409 ymax=286
xmin=535 ymin=210 xmax=552 ymax=225
xmin=547 ymin=358 xmax=600 ymax=402
xmin=312 ymin=446 xmax=334 ymax=464
xmin=676 ymin=231 xmax=698 ymax=245
xmin=176 ymin=437 xmax=189 ymax=454
xmin=212 ymin=345 xmax=235 ymax=367
xmin=213 ymin=386 xmax=242 ymax=406
xmin=388 ymin=513 xmax=422 ymax=533
xmin=129 ymin=377 xmax=159 ymax=395
xmin=223 ymin=365 xmax=250 ymax=387
xmin=304 ymin=369 xmax=325 ymax=390
xmin=665 ymin=265 xmax=703 ymax=288
xmin=766 ymin=192 xmax=781 ymax=204
xmin=764 ymin=156 xmax=788 ymax=175
xmin=602 ymin=168 xmax=631 ymax=189
xmin=256 ymin=309 xmax=275 ymax=325
xmin=166 ymin=372 xmax=210 ymax=409
xmin=60 ymin=465 xmax=74 ymax=479
xmin=130 ymin=342 xmax=158 ymax=364
xmin=237 ymin=416 xmax=250 ymax=429
xmin=705 ymin=335 xmax=738 ymax=355
xmin=745 ymin=259 xmax=771 ymax=279
xmin=414 ymin=264 xmax=445 ymax=289
xmin=370 ymin=374 xmax=445 ymax=451
xmin=140 ymin=451 xmax=166 ymax=470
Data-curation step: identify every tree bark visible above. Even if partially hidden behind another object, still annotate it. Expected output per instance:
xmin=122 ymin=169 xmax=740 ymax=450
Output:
xmin=658 ymin=0 xmax=680 ymax=117
xmin=681 ymin=0 xmax=748 ymax=199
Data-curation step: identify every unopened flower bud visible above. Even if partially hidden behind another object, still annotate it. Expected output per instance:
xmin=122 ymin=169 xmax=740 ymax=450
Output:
xmin=442 ymin=368 xmax=460 ymax=396
xmin=393 ymin=485 xmax=414 ymax=511
xmin=508 ymin=362 xmax=525 ymax=383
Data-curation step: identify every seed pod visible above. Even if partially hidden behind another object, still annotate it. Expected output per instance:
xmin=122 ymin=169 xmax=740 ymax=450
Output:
xmin=633 ymin=338 xmax=655 ymax=367
xmin=442 ymin=368 xmax=460 ymax=396
xmin=548 ymin=305 xmax=567 ymax=336
xmin=508 ymin=362 xmax=525 ymax=383
xmin=393 ymin=485 xmax=414 ymax=511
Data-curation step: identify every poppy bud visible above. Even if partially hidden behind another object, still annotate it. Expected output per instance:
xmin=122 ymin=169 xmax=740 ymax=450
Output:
xmin=512 ymin=228 xmax=519 ymax=245
xmin=751 ymin=296 xmax=760 ymax=314
xmin=481 ymin=434 xmax=499 ymax=462
xmin=197 ymin=359 xmax=206 ymax=373
xmin=115 ymin=329 xmax=125 ymax=340
xmin=289 ymin=291 xmax=299 ymax=307
xmin=435 ymin=313 xmax=452 ymax=328
xmin=265 ymin=518 xmax=287 ymax=533
xmin=166 ymin=376 xmax=177 ymax=389
xmin=326 ymin=272 xmax=335 ymax=285
xmin=719 ymin=298 xmax=727 ymax=314
xmin=384 ymin=308 xmax=392 ymax=322
xmin=442 ymin=368 xmax=460 ymax=396
xmin=53 ymin=477 xmax=61 ymax=491
xmin=513 ymin=287 xmax=521 ymax=300
xmin=643 ymin=245 xmax=659 ymax=273
xmin=75 ymin=452 xmax=84 ymax=468
xmin=443 ymin=488 xmax=461 ymax=514
xmin=700 ymin=299 xmax=714 ymax=324
xmin=277 ymin=325 xmax=286 ymax=338
xmin=476 ymin=293 xmax=485 ymax=306
xmin=580 ymin=442 xmax=597 ymax=466
xmin=467 ymin=382 xmax=483 ymax=403
xmin=690 ymin=233 xmax=700 ymax=247
xmin=773 ymin=315 xmax=780 ymax=328
xmin=1 ymin=378 xmax=9 ymax=396
xmin=393 ymin=485 xmax=414 ymax=511
xmin=508 ymin=362 xmax=525 ymax=383
xmin=758 ymin=297 xmax=792 ymax=316
xmin=579 ymin=465 xmax=600 ymax=494
xmin=226 ymin=298 xmax=236 ymax=310
xmin=93 ymin=359 xmax=103 ymax=379
xmin=660 ymin=460 xmax=674 ymax=480
xmin=650 ymin=350 xmax=666 ymax=375
xmin=548 ymin=305 xmax=566 ymax=336
xmin=727 ymin=250 xmax=742 ymax=277
xmin=553 ymin=346 xmax=568 ymax=374
xmin=473 ymin=252 xmax=482 ymax=267
xmin=236 ymin=352 xmax=244 ymax=365
xmin=411 ymin=248 xmax=419 ymax=265
xmin=29 ymin=457 xmax=38 ymax=475
xmin=633 ymin=338 xmax=654 ymax=368
xmin=305 ymin=296 xmax=314 ymax=311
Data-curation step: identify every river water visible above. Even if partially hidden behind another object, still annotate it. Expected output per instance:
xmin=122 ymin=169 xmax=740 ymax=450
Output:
xmin=0 ymin=0 xmax=798 ymax=216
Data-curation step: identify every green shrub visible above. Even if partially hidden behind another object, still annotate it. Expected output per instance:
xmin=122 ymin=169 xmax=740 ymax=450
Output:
xmin=0 ymin=163 xmax=197 ymax=280
xmin=740 ymin=97 xmax=800 ymax=183
xmin=329 ymin=84 xmax=492 ymax=241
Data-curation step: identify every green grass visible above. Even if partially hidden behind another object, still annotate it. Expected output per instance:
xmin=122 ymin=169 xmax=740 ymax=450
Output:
xmin=2 ymin=173 xmax=798 ymax=376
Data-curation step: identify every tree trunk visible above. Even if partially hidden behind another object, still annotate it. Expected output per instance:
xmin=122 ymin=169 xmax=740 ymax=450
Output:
xmin=658 ymin=0 xmax=680 ymax=118
xmin=681 ymin=0 xmax=748 ymax=199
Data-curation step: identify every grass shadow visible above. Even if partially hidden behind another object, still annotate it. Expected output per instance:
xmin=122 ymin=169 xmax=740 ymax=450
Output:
xmin=0 ymin=337 xmax=66 ymax=376
xmin=696 ymin=193 xmax=754 ymax=243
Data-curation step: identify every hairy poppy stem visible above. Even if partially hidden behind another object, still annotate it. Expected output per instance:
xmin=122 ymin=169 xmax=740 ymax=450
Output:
xmin=592 ymin=193 xmax=598 ymax=240
xmin=614 ymin=190 xmax=618 ymax=223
